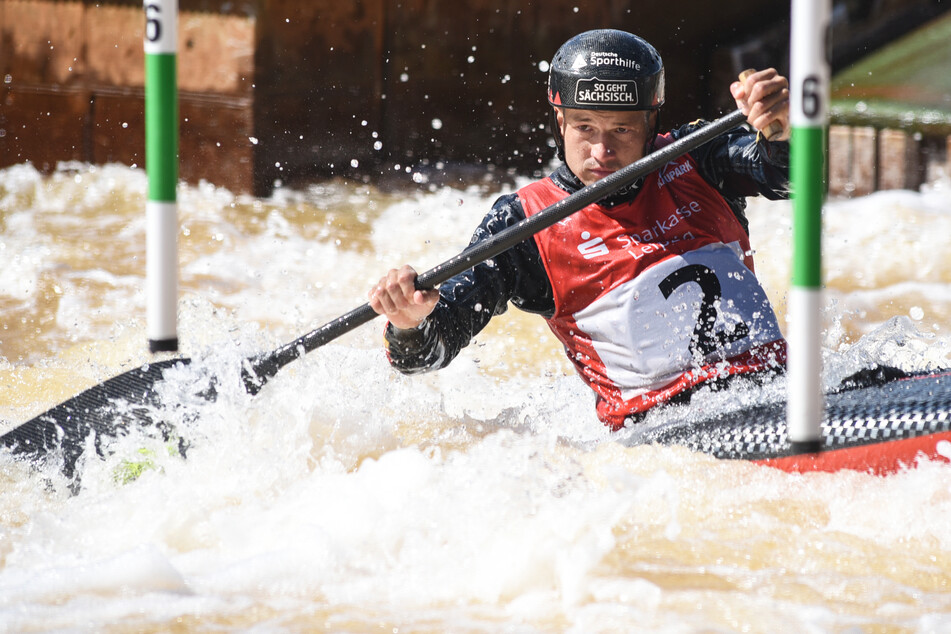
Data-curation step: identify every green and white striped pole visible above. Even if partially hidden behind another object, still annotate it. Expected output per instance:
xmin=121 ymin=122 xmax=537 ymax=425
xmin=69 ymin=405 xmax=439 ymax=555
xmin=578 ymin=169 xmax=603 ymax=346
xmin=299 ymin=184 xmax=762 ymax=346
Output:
xmin=788 ymin=0 xmax=830 ymax=452
xmin=144 ymin=0 xmax=179 ymax=353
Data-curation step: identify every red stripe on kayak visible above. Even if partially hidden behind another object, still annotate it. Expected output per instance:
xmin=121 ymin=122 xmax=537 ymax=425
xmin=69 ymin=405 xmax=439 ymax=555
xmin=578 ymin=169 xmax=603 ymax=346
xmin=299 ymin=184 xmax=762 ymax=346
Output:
xmin=754 ymin=431 xmax=951 ymax=475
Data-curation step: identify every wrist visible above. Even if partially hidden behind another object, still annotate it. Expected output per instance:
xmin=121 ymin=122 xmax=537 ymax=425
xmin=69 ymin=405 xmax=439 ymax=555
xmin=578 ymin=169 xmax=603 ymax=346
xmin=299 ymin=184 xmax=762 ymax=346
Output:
xmin=390 ymin=316 xmax=428 ymax=332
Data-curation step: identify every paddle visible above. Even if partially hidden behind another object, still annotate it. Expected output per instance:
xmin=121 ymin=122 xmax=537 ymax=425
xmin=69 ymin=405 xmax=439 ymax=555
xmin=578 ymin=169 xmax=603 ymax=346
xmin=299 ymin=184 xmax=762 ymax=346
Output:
xmin=1 ymin=108 xmax=748 ymax=477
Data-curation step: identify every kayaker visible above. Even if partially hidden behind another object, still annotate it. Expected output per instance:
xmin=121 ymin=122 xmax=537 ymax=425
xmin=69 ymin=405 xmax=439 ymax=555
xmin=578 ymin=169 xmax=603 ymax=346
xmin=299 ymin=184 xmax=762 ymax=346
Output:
xmin=369 ymin=29 xmax=791 ymax=430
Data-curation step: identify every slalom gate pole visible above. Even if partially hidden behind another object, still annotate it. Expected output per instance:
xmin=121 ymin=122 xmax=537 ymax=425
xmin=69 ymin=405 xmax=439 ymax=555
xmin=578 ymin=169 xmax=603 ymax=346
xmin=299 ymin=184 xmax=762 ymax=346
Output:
xmin=144 ymin=0 xmax=180 ymax=353
xmin=787 ymin=0 xmax=830 ymax=452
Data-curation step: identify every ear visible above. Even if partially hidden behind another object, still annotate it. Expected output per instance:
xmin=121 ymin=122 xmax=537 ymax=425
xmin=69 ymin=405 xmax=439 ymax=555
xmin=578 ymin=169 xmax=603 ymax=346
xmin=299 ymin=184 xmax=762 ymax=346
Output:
xmin=643 ymin=110 xmax=660 ymax=155
xmin=554 ymin=108 xmax=566 ymax=133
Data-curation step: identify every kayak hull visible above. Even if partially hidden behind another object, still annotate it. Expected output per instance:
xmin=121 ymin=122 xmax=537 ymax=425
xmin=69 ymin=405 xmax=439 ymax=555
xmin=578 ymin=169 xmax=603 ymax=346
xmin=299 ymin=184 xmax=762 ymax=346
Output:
xmin=633 ymin=371 xmax=951 ymax=474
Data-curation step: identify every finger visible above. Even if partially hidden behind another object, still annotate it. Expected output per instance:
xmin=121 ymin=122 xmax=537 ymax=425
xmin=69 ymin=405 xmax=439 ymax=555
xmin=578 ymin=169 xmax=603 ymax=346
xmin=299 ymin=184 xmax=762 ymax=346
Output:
xmin=744 ymin=72 xmax=787 ymax=108
xmin=368 ymin=284 xmax=383 ymax=312
xmin=747 ymin=91 xmax=790 ymax=140
xmin=747 ymin=96 xmax=787 ymax=126
xmin=376 ymin=285 xmax=401 ymax=315
xmin=368 ymin=275 xmax=388 ymax=304
xmin=414 ymin=288 xmax=440 ymax=310
xmin=370 ymin=284 xmax=397 ymax=315
xmin=748 ymin=82 xmax=789 ymax=113
xmin=397 ymin=268 xmax=420 ymax=302
xmin=730 ymin=80 xmax=746 ymax=102
xmin=372 ymin=270 xmax=407 ymax=313
xmin=736 ymin=68 xmax=761 ymax=112
xmin=737 ymin=68 xmax=784 ymax=104
xmin=737 ymin=69 xmax=788 ymax=140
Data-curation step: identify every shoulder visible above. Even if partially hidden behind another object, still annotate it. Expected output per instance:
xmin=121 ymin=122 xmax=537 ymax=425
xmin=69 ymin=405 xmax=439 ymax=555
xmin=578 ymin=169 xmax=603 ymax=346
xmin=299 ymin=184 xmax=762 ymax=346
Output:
xmin=668 ymin=118 xmax=744 ymax=138
xmin=670 ymin=119 xmax=788 ymax=166
xmin=483 ymin=192 xmax=525 ymax=230
xmin=462 ymin=191 xmax=527 ymax=246
xmin=667 ymin=119 xmax=755 ymax=149
xmin=478 ymin=169 xmax=571 ymax=236
xmin=669 ymin=119 xmax=715 ymax=138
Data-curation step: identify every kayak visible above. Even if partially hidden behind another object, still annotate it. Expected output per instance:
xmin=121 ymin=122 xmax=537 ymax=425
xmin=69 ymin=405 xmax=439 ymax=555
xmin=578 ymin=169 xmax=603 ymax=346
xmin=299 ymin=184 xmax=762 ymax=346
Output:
xmin=5 ymin=360 xmax=951 ymax=480
xmin=627 ymin=370 xmax=951 ymax=475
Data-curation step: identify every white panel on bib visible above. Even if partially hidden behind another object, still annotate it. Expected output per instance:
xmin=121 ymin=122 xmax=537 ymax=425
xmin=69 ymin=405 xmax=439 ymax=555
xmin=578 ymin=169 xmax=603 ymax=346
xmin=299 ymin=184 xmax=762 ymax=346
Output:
xmin=573 ymin=242 xmax=782 ymax=400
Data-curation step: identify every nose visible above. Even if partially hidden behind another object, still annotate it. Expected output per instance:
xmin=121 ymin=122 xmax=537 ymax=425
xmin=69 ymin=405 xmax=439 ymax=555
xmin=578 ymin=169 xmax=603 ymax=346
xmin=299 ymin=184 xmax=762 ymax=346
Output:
xmin=590 ymin=138 xmax=614 ymax=162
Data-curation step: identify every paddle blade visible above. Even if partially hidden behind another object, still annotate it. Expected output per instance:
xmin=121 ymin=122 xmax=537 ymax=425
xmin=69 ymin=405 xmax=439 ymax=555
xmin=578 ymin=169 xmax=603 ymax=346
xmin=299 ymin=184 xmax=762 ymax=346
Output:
xmin=1 ymin=358 xmax=194 ymax=478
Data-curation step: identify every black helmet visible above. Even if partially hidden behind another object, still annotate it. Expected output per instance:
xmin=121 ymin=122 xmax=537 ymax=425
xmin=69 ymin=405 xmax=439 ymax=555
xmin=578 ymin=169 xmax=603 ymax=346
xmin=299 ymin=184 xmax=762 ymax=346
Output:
xmin=548 ymin=30 xmax=665 ymax=112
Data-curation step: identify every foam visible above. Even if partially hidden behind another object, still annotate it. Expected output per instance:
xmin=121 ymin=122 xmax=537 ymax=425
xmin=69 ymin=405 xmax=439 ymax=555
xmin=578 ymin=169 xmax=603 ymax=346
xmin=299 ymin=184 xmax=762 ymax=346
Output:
xmin=4 ymin=163 xmax=951 ymax=631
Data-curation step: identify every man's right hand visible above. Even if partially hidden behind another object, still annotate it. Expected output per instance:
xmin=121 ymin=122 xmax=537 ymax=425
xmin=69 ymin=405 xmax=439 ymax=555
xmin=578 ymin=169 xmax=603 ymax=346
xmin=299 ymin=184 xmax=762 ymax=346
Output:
xmin=368 ymin=265 xmax=440 ymax=330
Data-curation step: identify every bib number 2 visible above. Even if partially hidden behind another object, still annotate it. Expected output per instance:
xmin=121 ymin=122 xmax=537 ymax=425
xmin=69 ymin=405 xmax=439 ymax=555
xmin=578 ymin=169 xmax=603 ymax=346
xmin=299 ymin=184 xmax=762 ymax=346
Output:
xmin=658 ymin=264 xmax=750 ymax=358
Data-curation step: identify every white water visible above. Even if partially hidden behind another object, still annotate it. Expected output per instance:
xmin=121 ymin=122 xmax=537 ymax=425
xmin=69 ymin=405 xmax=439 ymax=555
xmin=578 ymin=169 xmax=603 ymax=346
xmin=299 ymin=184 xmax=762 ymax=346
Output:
xmin=2 ymin=162 xmax=951 ymax=632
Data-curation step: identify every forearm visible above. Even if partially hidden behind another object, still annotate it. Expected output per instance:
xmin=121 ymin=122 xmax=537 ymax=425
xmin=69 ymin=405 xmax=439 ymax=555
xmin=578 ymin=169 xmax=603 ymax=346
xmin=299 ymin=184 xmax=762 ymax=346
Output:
xmin=383 ymin=270 xmax=504 ymax=374
xmin=381 ymin=192 xmax=549 ymax=375
xmin=724 ymin=132 xmax=790 ymax=200
xmin=677 ymin=121 xmax=790 ymax=200
xmin=383 ymin=314 xmax=452 ymax=375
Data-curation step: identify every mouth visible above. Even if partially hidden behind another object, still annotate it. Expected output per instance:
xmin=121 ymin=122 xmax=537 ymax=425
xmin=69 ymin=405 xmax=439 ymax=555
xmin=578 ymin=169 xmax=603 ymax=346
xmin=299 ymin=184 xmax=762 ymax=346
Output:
xmin=588 ymin=167 xmax=616 ymax=181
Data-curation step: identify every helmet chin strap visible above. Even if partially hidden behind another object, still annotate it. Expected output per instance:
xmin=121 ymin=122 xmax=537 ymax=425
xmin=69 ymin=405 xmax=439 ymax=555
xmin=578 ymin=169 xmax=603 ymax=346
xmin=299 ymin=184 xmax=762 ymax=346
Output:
xmin=549 ymin=107 xmax=566 ymax=161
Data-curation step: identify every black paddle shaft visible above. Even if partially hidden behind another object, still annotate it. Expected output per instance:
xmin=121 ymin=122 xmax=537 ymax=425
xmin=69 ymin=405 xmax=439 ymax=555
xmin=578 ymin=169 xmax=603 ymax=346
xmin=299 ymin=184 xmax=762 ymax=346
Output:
xmin=246 ymin=109 xmax=749 ymax=390
xmin=2 ymin=110 xmax=748 ymax=474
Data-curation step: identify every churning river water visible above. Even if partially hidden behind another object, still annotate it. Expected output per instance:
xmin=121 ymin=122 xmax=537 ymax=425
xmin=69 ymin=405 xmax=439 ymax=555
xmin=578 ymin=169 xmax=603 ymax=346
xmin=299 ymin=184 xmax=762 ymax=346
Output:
xmin=3 ymin=161 xmax=951 ymax=633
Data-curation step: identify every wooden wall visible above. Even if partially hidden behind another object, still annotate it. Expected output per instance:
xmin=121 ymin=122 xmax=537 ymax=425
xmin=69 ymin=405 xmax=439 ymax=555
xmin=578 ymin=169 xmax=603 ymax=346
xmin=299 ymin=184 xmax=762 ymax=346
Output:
xmin=2 ymin=0 xmax=947 ymax=195
xmin=0 ymin=0 xmax=257 ymax=191
xmin=1 ymin=0 xmax=792 ymax=194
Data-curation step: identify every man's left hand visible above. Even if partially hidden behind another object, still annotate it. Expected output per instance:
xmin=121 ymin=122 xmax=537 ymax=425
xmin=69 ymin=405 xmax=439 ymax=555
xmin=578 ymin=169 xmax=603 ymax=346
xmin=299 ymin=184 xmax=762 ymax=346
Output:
xmin=731 ymin=68 xmax=790 ymax=142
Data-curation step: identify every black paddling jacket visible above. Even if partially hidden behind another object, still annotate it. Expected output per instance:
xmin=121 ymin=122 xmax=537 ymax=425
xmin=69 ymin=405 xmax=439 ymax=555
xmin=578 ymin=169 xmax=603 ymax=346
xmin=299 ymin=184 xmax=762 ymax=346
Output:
xmin=382 ymin=120 xmax=790 ymax=374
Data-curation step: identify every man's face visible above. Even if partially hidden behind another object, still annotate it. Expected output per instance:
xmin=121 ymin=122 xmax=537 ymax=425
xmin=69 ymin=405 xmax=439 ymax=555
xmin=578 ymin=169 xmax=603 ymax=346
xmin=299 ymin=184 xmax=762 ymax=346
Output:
xmin=556 ymin=108 xmax=652 ymax=186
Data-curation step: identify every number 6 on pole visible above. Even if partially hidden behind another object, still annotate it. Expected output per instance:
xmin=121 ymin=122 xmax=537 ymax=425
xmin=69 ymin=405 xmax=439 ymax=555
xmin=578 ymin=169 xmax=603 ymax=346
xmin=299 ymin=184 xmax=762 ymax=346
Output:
xmin=787 ymin=0 xmax=830 ymax=452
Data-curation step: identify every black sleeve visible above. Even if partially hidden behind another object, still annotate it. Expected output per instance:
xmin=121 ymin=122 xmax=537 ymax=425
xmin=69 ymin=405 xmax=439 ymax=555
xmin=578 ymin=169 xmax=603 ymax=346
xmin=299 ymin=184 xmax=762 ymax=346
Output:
xmin=383 ymin=193 xmax=553 ymax=375
xmin=672 ymin=121 xmax=791 ymax=233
